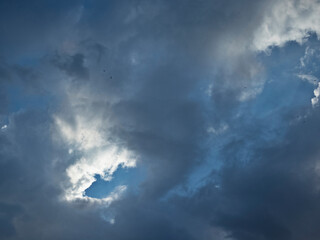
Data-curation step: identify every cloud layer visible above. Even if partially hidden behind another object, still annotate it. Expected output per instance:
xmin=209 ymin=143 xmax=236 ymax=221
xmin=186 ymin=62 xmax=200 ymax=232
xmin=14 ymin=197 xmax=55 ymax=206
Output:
xmin=1 ymin=0 xmax=320 ymax=239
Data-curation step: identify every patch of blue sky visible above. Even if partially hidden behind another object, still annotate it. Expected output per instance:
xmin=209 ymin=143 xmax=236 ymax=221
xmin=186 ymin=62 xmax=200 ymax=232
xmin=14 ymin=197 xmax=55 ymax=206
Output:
xmin=85 ymin=165 xmax=146 ymax=199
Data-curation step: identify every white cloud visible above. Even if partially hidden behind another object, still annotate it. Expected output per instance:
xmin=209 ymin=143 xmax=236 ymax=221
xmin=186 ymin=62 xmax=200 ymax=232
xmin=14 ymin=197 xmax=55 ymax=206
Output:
xmin=238 ymin=79 xmax=265 ymax=102
xmin=54 ymin=81 xmax=137 ymax=204
xmin=206 ymin=83 xmax=213 ymax=97
xmin=312 ymin=82 xmax=320 ymax=106
xmin=64 ymin=147 xmax=136 ymax=202
xmin=54 ymin=115 xmax=106 ymax=151
xmin=1 ymin=124 xmax=7 ymax=130
xmin=65 ymin=185 xmax=128 ymax=206
xmin=252 ymin=0 xmax=320 ymax=52
xmin=207 ymin=123 xmax=229 ymax=135
xmin=297 ymin=74 xmax=318 ymax=85
xmin=300 ymin=46 xmax=317 ymax=67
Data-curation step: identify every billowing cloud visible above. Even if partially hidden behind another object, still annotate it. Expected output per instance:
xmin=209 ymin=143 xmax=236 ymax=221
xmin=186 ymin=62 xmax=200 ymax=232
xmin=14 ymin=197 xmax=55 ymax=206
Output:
xmin=252 ymin=0 xmax=320 ymax=52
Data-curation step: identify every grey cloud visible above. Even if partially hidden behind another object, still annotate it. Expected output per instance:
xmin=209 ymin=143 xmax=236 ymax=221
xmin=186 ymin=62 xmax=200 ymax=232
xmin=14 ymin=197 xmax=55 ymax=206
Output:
xmin=52 ymin=53 xmax=89 ymax=80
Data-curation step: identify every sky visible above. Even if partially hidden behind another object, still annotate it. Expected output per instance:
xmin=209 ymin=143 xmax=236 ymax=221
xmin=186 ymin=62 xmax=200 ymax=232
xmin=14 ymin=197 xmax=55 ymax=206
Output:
xmin=1 ymin=0 xmax=320 ymax=239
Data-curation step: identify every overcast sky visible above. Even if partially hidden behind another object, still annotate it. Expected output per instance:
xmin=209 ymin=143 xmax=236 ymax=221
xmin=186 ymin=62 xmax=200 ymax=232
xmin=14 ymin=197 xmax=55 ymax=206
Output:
xmin=1 ymin=0 xmax=320 ymax=239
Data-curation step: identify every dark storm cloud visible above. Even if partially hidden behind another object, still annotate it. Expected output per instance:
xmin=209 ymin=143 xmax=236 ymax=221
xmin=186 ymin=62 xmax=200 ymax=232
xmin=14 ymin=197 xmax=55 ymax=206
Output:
xmin=1 ymin=0 xmax=320 ymax=240
xmin=171 ymin=108 xmax=320 ymax=240
xmin=110 ymin=62 xmax=207 ymax=198
xmin=0 ymin=202 xmax=21 ymax=238
xmin=0 ymin=62 xmax=11 ymax=114
xmin=0 ymin=0 xmax=82 ymax=59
